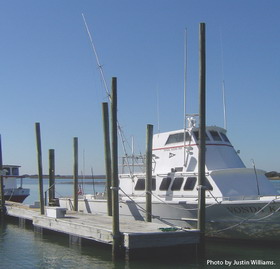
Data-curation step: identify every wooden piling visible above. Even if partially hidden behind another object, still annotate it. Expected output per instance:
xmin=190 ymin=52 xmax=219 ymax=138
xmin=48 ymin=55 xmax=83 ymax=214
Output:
xmin=102 ymin=102 xmax=112 ymax=216
xmin=197 ymin=22 xmax=206 ymax=257
xmin=49 ymin=149 xmax=55 ymax=205
xmin=35 ymin=122 xmax=45 ymax=215
xmin=145 ymin=124 xmax=153 ymax=222
xmin=73 ymin=137 xmax=79 ymax=212
xmin=111 ymin=77 xmax=124 ymax=259
xmin=0 ymin=135 xmax=5 ymax=216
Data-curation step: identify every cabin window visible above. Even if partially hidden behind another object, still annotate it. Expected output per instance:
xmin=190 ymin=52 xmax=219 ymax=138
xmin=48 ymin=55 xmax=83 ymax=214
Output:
xmin=12 ymin=167 xmax=19 ymax=176
xmin=159 ymin=177 xmax=172 ymax=191
xmin=184 ymin=177 xmax=197 ymax=190
xmin=193 ymin=131 xmax=210 ymax=142
xmin=171 ymin=177 xmax=184 ymax=191
xmin=205 ymin=177 xmax=213 ymax=191
xmin=165 ymin=132 xmax=191 ymax=145
xmin=220 ymin=132 xmax=230 ymax=143
xmin=209 ymin=131 xmax=222 ymax=141
xmin=135 ymin=178 xmax=156 ymax=191
xmin=187 ymin=157 xmax=197 ymax=172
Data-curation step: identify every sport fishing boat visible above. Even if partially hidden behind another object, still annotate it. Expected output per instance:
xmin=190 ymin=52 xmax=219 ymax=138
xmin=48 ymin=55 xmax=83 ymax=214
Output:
xmin=60 ymin=23 xmax=280 ymax=240
xmin=59 ymin=116 xmax=280 ymax=241
xmin=1 ymin=165 xmax=30 ymax=203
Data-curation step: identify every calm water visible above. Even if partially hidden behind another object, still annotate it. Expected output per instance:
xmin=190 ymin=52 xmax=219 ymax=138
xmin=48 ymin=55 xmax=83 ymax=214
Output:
xmin=1 ymin=179 xmax=280 ymax=268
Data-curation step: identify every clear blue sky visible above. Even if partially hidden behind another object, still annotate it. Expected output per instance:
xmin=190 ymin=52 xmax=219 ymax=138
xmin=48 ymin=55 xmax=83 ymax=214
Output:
xmin=0 ymin=0 xmax=280 ymax=175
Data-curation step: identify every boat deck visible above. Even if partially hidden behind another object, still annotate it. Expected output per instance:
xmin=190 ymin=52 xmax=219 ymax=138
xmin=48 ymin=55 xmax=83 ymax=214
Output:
xmin=5 ymin=202 xmax=199 ymax=252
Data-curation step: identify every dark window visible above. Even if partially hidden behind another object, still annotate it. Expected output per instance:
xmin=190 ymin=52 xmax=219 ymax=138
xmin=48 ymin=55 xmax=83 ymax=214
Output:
xmin=193 ymin=131 xmax=210 ymax=142
xmin=184 ymin=177 xmax=197 ymax=190
xmin=165 ymin=132 xmax=191 ymax=145
xmin=209 ymin=131 xmax=222 ymax=141
xmin=135 ymin=178 xmax=145 ymax=190
xmin=220 ymin=132 xmax=230 ymax=143
xmin=171 ymin=177 xmax=184 ymax=191
xmin=12 ymin=168 xmax=19 ymax=176
xmin=135 ymin=178 xmax=156 ymax=191
xmin=159 ymin=177 xmax=172 ymax=190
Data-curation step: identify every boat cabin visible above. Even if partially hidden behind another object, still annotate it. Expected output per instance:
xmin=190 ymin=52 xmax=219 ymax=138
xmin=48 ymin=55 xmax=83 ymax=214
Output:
xmin=119 ymin=125 xmax=277 ymax=200
xmin=3 ymin=165 xmax=20 ymax=176
xmin=2 ymin=165 xmax=21 ymax=189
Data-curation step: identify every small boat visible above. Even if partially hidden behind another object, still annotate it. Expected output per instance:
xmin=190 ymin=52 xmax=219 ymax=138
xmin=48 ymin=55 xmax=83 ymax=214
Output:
xmin=59 ymin=117 xmax=280 ymax=241
xmin=2 ymin=165 xmax=30 ymax=203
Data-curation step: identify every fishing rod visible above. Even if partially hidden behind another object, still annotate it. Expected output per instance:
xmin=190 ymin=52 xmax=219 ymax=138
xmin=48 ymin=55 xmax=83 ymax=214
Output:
xmin=82 ymin=13 xmax=141 ymax=176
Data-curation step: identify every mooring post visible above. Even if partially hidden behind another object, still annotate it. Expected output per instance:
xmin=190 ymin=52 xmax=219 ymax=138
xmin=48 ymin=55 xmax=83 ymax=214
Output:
xmin=111 ymin=77 xmax=123 ymax=259
xmin=73 ymin=137 xmax=79 ymax=212
xmin=35 ymin=122 xmax=45 ymax=215
xmin=49 ymin=149 xmax=55 ymax=205
xmin=197 ymin=22 xmax=206 ymax=258
xmin=102 ymin=102 xmax=112 ymax=216
xmin=145 ymin=124 xmax=153 ymax=222
xmin=0 ymin=135 xmax=5 ymax=216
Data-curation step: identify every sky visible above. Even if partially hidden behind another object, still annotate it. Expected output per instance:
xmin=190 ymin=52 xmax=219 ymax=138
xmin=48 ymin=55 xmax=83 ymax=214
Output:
xmin=0 ymin=0 xmax=280 ymax=175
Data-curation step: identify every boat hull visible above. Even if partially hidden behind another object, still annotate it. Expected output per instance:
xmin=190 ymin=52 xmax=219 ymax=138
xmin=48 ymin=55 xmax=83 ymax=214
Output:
xmin=4 ymin=188 xmax=30 ymax=203
xmin=59 ymin=196 xmax=280 ymax=241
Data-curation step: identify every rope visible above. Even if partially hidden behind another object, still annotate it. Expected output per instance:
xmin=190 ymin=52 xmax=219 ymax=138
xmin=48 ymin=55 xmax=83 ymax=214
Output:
xmin=120 ymin=188 xmax=280 ymax=234
xmin=119 ymin=187 xmax=184 ymax=228
xmin=210 ymin=197 xmax=280 ymax=234
xmin=7 ymin=189 xmax=15 ymax=201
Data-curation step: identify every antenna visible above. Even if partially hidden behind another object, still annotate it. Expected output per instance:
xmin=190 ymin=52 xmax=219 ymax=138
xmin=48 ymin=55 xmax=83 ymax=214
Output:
xmin=220 ymin=29 xmax=227 ymax=130
xmin=82 ymin=13 xmax=110 ymax=100
xmin=183 ymin=28 xmax=187 ymax=129
xmin=82 ymin=14 xmax=135 ymax=177
xmin=183 ymin=28 xmax=187 ymax=166
xmin=222 ymin=80 xmax=227 ymax=130
xmin=251 ymin=159 xmax=260 ymax=196
xmin=156 ymin=85 xmax=160 ymax=134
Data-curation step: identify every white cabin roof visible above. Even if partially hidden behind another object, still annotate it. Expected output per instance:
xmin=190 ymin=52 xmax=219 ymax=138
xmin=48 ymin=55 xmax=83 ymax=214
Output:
xmin=152 ymin=126 xmax=245 ymax=174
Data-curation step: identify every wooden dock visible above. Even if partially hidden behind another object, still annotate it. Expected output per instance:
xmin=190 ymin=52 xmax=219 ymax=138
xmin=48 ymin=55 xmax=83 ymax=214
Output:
xmin=4 ymin=202 xmax=200 ymax=259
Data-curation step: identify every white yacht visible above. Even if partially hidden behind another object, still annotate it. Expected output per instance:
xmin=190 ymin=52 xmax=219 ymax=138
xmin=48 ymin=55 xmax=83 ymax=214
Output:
xmin=60 ymin=118 xmax=280 ymax=241
xmin=2 ymin=165 xmax=30 ymax=203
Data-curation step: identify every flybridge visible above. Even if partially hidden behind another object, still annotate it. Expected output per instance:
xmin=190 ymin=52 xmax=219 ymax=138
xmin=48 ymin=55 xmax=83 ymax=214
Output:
xmin=152 ymin=124 xmax=245 ymax=174
xmin=153 ymin=126 xmax=231 ymax=149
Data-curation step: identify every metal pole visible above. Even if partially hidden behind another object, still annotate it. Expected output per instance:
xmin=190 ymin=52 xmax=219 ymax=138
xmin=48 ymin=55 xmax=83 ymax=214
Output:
xmin=0 ymin=135 xmax=5 ymax=216
xmin=197 ymin=22 xmax=206 ymax=257
xmin=111 ymin=77 xmax=123 ymax=259
xmin=145 ymin=124 xmax=153 ymax=222
xmin=35 ymin=122 xmax=45 ymax=215
xmin=102 ymin=102 xmax=112 ymax=216
xmin=49 ymin=149 xmax=55 ymax=205
xmin=73 ymin=137 xmax=78 ymax=211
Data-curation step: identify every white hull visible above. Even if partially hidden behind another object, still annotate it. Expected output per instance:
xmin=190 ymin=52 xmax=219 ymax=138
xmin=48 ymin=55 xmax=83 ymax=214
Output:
xmin=59 ymin=196 xmax=280 ymax=241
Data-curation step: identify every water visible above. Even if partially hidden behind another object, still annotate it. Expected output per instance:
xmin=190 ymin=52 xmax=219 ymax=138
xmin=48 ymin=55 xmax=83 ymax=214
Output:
xmin=22 ymin=178 xmax=106 ymax=205
xmin=1 ymin=179 xmax=280 ymax=268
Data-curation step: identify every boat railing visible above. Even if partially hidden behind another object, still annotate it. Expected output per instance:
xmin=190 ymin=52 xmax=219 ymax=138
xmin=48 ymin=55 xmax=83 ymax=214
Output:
xmin=156 ymin=172 xmax=209 ymax=177
xmin=44 ymin=183 xmax=60 ymax=206
xmin=222 ymin=195 xmax=261 ymax=201
xmin=119 ymin=154 xmax=158 ymax=175
xmin=119 ymin=154 xmax=146 ymax=174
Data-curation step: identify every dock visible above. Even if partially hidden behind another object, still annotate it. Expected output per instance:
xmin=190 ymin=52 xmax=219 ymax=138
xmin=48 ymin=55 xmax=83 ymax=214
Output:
xmin=4 ymin=202 xmax=200 ymax=259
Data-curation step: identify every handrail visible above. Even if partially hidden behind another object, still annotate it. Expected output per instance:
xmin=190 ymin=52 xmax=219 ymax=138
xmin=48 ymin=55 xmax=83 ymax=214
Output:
xmin=44 ymin=183 xmax=56 ymax=206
